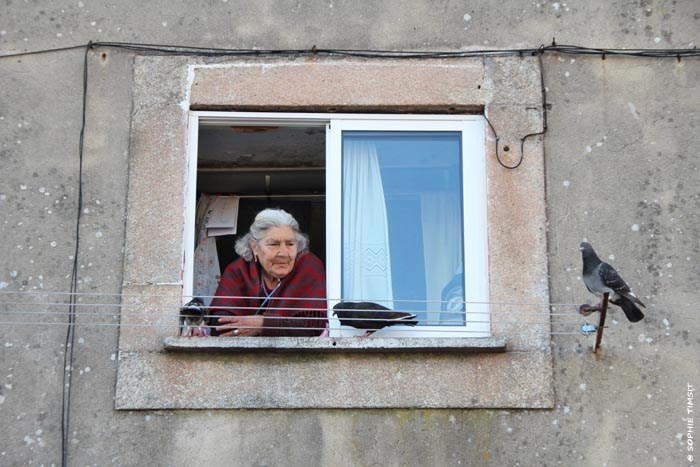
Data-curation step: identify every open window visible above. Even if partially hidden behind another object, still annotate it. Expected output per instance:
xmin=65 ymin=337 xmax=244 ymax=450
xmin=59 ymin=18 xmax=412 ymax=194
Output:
xmin=184 ymin=112 xmax=489 ymax=338
xmin=118 ymin=57 xmax=551 ymax=409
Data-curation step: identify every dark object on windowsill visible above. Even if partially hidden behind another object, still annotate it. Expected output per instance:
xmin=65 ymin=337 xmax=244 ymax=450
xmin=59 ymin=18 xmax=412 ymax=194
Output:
xmin=180 ymin=298 xmax=211 ymax=337
xmin=333 ymin=301 xmax=419 ymax=338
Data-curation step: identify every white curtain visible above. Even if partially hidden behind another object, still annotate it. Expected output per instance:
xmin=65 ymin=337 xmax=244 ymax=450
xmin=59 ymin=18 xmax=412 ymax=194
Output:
xmin=192 ymin=194 xmax=221 ymax=306
xmin=421 ymin=192 xmax=462 ymax=324
xmin=343 ymin=140 xmax=394 ymax=308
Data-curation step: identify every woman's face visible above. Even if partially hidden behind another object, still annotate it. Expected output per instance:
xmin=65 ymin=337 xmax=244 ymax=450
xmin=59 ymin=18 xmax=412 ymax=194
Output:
xmin=252 ymin=226 xmax=298 ymax=280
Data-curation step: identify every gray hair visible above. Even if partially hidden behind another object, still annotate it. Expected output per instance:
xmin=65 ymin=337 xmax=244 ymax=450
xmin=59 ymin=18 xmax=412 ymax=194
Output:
xmin=234 ymin=208 xmax=309 ymax=261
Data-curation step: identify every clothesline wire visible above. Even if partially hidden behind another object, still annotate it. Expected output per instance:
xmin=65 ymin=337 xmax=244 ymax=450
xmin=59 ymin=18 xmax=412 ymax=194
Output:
xmin=0 ymin=321 xmax=598 ymax=336
xmin=2 ymin=292 xmax=688 ymax=319
xmin=0 ymin=293 xmax=684 ymax=317
xmin=0 ymin=290 xmax=600 ymax=308
xmin=0 ymin=309 xmax=587 ymax=326
xmin=0 ymin=298 xmax=590 ymax=311
xmin=0 ymin=304 xmax=589 ymax=316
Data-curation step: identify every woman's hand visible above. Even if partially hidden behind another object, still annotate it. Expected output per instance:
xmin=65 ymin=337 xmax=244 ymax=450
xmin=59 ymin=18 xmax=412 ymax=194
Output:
xmin=215 ymin=315 xmax=265 ymax=337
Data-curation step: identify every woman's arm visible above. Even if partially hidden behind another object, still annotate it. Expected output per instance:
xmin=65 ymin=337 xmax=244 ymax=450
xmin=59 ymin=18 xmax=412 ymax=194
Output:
xmin=208 ymin=258 xmax=258 ymax=336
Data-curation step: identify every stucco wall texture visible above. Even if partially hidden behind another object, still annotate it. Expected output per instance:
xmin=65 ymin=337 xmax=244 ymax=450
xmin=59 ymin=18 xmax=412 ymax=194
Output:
xmin=1 ymin=2 xmax=698 ymax=466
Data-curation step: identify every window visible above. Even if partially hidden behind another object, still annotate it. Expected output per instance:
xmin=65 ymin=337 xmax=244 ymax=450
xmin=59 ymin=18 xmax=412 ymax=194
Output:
xmin=185 ymin=112 xmax=489 ymax=338
xmin=117 ymin=56 xmax=552 ymax=410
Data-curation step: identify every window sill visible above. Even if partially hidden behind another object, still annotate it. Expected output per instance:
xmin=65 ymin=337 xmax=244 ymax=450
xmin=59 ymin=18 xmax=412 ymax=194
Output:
xmin=163 ymin=336 xmax=507 ymax=353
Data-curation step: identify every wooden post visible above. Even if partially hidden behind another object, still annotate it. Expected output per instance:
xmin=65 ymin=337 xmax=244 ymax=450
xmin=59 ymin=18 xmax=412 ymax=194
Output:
xmin=593 ymin=292 xmax=609 ymax=353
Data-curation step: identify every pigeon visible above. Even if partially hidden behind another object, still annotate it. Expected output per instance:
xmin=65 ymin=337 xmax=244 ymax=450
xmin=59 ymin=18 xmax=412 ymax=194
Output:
xmin=333 ymin=301 xmax=418 ymax=337
xmin=580 ymin=242 xmax=645 ymax=322
xmin=179 ymin=298 xmax=211 ymax=336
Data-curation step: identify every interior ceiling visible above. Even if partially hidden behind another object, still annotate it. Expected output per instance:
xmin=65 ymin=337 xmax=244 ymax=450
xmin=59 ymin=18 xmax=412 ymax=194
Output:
xmin=196 ymin=169 xmax=325 ymax=195
xmin=197 ymin=125 xmax=325 ymax=195
xmin=198 ymin=125 xmax=325 ymax=168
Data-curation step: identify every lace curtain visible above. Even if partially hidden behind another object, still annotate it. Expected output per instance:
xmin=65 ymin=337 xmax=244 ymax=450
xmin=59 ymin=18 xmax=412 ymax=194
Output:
xmin=342 ymin=140 xmax=394 ymax=308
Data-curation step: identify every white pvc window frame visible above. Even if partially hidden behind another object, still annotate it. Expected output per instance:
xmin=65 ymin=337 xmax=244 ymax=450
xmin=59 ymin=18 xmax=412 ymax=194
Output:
xmin=184 ymin=111 xmax=490 ymax=338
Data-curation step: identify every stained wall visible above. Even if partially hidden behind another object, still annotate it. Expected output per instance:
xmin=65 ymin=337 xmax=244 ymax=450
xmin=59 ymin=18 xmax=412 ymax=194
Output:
xmin=0 ymin=2 xmax=698 ymax=466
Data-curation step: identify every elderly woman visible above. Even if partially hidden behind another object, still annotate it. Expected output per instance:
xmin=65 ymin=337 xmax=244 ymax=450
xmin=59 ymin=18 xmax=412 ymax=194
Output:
xmin=209 ymin=208 xmax=327 ymax=337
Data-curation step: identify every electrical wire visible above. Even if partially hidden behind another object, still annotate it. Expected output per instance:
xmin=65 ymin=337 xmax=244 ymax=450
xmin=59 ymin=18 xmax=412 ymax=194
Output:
xmin=60 ymin=40 xmax=92 ymax=467
xmin=0 ymin=44 xmax=88 ymax=59
xmin=484 ymin=45 xmax=549 ymax=169
xmin=2 ymin=40 xmax=699 ymax=60
xmin=1 ymin=40 xmax=695 ymax=178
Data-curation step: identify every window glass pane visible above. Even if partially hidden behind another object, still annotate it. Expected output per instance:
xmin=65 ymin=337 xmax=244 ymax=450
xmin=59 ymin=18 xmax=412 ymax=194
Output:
xmin=342 ymin=131 xmax=465 ymax=326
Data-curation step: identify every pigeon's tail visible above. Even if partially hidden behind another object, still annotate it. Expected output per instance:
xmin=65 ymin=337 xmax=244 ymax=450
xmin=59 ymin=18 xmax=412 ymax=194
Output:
xmin=611 ymin=296 xmax=645 ymax=322
xmin=620 ymin=291 xmax=646 ymax=308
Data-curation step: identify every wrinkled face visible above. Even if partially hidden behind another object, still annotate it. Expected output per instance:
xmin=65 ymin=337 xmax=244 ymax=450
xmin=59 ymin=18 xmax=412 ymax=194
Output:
xmin=252 ymin=226 xmax=298 ymax=280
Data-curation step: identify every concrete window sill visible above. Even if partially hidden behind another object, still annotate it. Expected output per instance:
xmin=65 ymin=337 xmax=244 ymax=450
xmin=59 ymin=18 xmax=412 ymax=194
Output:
xmin=163 ymin=336 xmax=508 ymax=353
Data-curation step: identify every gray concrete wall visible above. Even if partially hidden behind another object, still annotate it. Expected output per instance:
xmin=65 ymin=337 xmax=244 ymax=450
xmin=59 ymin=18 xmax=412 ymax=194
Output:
xmin=1 ymin=1 xmax=698 ymax=466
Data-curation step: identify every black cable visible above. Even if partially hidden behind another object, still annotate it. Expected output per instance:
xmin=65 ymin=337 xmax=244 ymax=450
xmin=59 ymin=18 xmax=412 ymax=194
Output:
xmin=483 ymin=45 xmax=549 ymax=169
xmin=514 ymin=49 xmax=549 ymax=168
xmin=87 ymin=41 xmax=542 ymax=58
xmin=61 ymin=40 xmax=92 ymax=467
xmin=2 ymin=41 xmax=699 ymax=60
xmin=89 ymin=41 xmax=307 ymax=57
xmin=0 ymin=44 xmax=87 ymax=59
xmin=0 ymin=39 xmax=693 ymax=173
xmin=549 ymin=43 xmax=700 ymax=58
xmin=83 ymin=41 xmax=700 ymax=59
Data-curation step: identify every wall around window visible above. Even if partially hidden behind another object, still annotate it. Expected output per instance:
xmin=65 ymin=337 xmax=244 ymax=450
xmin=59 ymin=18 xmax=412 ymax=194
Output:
xmin=117 ymin=55 xmax=551 ymax=408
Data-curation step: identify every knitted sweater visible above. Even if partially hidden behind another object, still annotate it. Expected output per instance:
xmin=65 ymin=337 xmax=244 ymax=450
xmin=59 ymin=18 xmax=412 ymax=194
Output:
xmin=209 ymin=252 xmax=327 ymax=336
